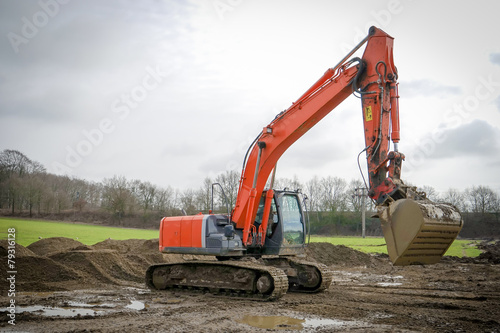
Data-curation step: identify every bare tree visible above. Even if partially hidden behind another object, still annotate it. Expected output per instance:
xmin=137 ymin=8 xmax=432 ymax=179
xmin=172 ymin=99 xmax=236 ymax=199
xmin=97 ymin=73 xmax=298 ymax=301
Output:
xmin=130 ymin=180 xmax=157 ymax=216
xmin=102 ymin=176 xmax=134 ymax=221
xmin=0 ymin=149 xmax=45 ymax=176
xmin=0 ymin=150 xmax=46 ymax=213
xmin=196 ymin=177 xmax=213 ymax=212
xmin=6 ymin=174 xmax=22 ymax=214
xmin=52 ymin=175 xmax=73 ymax=214
xmin=319 ymin=176 xmax=347 ymax=212
xmin=304 ymin=176 xmax=321 ymax=212
xmin=465 ymin=185 xmax=499 ymax=214
xmin=180 ymin=188 xmax=197 ymax=215
xmin=154 ymin=186 xmax=175 ymax=214
xmin=440 ymin=188 xmax=466 ymax=211
xmin=215 ymin=170 xmax=239 ymax=209
xmin=86 ymin=181 xmax=103 ymax=209
xmin=20 ymin=173 xmax=45 ymax=217
xmin=418 ymin=185 xmax=439 ymax=201
xmin=274 ymin=175 xmax=303 ymax=192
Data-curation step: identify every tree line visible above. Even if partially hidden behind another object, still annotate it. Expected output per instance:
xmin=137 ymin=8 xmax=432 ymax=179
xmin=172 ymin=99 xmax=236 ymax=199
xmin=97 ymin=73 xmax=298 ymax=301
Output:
xmin=0 ymin=149 xmax=499 ymax=235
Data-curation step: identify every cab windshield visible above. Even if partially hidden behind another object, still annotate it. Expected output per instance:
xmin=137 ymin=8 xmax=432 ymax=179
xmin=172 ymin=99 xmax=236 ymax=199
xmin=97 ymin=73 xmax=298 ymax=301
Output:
xmin=279 ymin=194 xmax=304 ymax=245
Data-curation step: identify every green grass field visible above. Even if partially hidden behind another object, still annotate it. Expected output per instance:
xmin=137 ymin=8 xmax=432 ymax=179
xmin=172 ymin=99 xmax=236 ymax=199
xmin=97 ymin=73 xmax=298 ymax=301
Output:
xmin=0 ymin=218 xmax=481 ymax=257
xmin=310 ymin=235 xmax=482 ymax=258
xmin=0 ymin=218 xmax=159 ymax=247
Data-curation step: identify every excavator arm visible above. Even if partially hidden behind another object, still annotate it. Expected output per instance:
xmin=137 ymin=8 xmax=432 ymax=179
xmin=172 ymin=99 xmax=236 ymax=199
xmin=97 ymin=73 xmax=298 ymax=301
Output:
xmin=232 ymin=26 xmax=399 ymax=241
xmin=232 ymin=58 xmax=359 ymax=244
xmin=232 ymin=26 xmax=463 ymax=265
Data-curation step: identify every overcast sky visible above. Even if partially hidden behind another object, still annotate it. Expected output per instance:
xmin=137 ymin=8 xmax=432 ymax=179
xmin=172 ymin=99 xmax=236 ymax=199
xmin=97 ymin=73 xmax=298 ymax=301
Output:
xmin=1 ymin=0 xmax=500 ymax=196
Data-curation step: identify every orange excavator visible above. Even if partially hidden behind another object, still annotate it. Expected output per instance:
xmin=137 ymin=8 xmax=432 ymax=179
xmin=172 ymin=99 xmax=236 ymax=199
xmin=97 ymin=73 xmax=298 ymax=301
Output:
xmin=146 ymin=26 xmax=463 ymax=300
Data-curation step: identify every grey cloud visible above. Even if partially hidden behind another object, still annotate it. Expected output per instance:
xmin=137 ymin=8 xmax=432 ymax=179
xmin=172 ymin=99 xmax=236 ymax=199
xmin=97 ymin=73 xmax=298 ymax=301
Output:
xmin=490 ymin=53 xmax=500 ymax=66
xmin=400 ymin=79 xmax=462 ymax=99
xmin=0 ymin=0 xmax=194 ymax=125
xmin=1 ymin=1 xmax=192 ymax=71
xmin=430 ymin=120 xmax=500 ymax=158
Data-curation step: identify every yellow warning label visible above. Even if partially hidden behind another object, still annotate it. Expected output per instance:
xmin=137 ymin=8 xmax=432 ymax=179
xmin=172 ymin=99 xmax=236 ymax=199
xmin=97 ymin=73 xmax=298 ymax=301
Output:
xmin=365 ymin=106 xmax=373 ymax=121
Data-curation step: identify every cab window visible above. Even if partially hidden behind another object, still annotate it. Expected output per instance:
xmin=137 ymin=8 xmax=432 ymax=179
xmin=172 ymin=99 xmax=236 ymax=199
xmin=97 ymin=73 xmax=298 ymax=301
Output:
xmin=279 ymin=194 xmax=304 ymax=245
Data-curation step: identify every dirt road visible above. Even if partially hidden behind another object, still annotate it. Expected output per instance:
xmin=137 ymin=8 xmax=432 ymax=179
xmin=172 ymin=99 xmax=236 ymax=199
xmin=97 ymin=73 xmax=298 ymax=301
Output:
xmin=1 ymin=238 xmax=499 ymax=332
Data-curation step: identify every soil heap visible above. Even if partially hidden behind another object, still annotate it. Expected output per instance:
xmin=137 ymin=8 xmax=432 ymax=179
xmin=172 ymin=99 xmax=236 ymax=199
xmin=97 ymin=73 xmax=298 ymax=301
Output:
xmin=2 ymin=237 xmax=496 ymax=292
xmin=478 ymin=240 xmax=500 ymax=264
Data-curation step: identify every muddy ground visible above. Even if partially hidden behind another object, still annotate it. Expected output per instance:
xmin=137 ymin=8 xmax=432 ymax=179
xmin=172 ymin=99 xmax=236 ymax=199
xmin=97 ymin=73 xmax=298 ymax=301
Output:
xmin=1 ymin=238 xmax=499 ymax=332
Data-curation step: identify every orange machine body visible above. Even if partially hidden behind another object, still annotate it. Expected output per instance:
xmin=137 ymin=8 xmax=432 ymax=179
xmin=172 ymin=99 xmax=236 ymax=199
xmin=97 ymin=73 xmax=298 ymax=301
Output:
xmin=159 ymin=213 xmax=245 ymax=256
xmin=159 ymin=214 xmax=205 ymax=250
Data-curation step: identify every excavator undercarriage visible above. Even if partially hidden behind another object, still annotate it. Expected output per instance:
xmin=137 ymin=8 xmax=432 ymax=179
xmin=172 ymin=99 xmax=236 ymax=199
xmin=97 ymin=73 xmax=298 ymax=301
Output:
xmin=146 ymin=257 xmax=332 ymax=300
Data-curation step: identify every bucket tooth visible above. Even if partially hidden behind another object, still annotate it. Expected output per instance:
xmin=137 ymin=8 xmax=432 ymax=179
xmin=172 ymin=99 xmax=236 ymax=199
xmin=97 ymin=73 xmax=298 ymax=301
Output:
xmin=378 ymin=199 xmax=463 ymax=266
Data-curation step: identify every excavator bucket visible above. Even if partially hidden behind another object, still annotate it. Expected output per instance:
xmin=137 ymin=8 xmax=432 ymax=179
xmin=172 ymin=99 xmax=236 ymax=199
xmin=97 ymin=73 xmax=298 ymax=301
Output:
xmin=378 ymin=199 xmax=463 ymax=266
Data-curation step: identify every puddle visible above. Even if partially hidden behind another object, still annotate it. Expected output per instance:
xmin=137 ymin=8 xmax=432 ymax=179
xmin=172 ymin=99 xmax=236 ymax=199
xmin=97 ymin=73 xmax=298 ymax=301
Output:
xmin=0 ymin=299 xmax=129 ymax=318
xmin=303 ymin=317 xmax=346 ymax=329
xmin=237 ymin=315 xmax=358 ymax=331
xmin=66 ymin=301 xmax=116 ymax=308
xmin=126 ymin=300 xmax=145 ymax=310
xmin=237 ymin=315 xmax=304 ymax=330
xmin=0 ymin=305 xmax=104 ymax=318
xmin=378 ymin=275 xmax=403 ymax=287
xmin=377 ymin=282 xmax=403 ymax=287
xmin=332 ymin=271 xmax=404 ymax=287
xmin=18 ymin=292 xmax=56 ymax=297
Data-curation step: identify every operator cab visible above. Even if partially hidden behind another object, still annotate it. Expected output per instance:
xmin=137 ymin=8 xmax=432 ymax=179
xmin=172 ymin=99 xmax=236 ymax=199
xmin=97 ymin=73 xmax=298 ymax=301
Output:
xmin=254 ymin=190 xmax=306 ymax=256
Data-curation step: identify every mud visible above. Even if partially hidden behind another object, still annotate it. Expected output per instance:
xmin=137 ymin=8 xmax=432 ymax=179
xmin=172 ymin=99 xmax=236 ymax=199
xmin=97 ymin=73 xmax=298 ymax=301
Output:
xmin=1 ymin=238 xmax=499 ymax=332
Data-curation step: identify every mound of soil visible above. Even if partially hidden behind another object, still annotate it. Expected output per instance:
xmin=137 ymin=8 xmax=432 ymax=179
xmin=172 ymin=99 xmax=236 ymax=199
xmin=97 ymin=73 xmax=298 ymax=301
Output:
xmin=478 ymin=241 xmax=500 ymax=264
xmin=0 ymin=246 xmax=83 ymax=292
xmin=18 ymin=255 xmax=79 ymax=280
xmin=27 ymin=237 xmax=86 ymax=256
xmin=306 ymin=242 xmax=377 ymax=267
xmin=141 ymin=238 xmax=161 ymax=252
xmin=92 ymin=238 xmax=154 ymax=253
xmin=0 ymin=237 xmax=183 ymax=291
xmin=49 ymin=250 xmax=146 ymax=285
xmin=10 ymin=237 xmax=494 ymax=293
xmin=0 ymin=240 xmax=36 ymax=257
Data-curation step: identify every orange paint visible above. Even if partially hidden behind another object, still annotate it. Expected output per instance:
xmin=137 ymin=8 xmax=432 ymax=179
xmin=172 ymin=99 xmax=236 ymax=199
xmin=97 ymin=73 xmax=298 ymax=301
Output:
xmin=160 ymin=215 xmax=205 ymax=249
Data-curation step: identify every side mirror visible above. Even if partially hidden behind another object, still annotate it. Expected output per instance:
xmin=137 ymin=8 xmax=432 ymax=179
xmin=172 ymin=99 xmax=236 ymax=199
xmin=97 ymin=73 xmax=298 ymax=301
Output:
xmin=224 ymin=225 xmax=234 ymax=239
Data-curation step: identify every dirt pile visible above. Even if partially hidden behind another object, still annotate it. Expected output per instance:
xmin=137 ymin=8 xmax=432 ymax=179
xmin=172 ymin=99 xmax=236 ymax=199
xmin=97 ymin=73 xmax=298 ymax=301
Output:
xmin=93 ymin=238 xmax=155 ymax=253
xmin=4 ymin=237 xmax=498 ymax=293
xmin=49 ymin=250 xmax=145 ymax=285
xmin=0 ymin=238 xmax=177 ymax=292
xmin=306 ymin=242 xmax=382 ymax=267
xmin=0 ymin=240 xmax=82 ymax=292
xmin=27 ymin=237 xmax=89 ymax=256
xmin=478 ymin=240 xmax=500 ymax=264
xmin=1 ymin=237 xmax=200 ymax=292
xmin=0 ymin=240 xmax=36 ymax=257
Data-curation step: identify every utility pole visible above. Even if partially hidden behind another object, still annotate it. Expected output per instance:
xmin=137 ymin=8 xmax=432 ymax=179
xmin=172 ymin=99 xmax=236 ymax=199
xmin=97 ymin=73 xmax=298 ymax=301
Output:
xmin=354 ymin=187 xmax=368 ymax=238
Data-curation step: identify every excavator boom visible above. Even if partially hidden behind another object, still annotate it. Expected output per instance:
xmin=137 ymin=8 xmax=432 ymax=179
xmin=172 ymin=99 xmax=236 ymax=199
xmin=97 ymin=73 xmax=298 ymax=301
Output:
xmin=147 ymin=26 xmax=464 ymax=303
xmin=231 ymin=26 xmax=463 ymax=264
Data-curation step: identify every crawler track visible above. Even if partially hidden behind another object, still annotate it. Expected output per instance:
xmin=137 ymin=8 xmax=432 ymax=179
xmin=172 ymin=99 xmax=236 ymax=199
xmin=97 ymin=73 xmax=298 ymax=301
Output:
xmin=262 ymin=257 xmax=334 ymax=293
xmin=146 ymin=260 xmax=289 ymax=301
xmin=288 ymin=258 xmax=334 ymax=293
